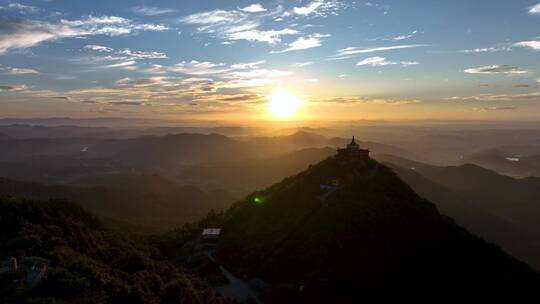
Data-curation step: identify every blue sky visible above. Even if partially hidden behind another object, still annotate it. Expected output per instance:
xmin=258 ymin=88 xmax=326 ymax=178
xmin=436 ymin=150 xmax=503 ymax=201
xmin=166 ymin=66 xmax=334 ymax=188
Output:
xmin=0 ymin=0 xmax=540 ymax=121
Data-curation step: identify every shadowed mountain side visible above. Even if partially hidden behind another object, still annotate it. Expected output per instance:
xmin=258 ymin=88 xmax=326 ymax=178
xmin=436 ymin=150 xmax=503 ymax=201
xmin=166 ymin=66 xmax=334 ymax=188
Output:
xmin=384 ymin=162 xmax=540 ymax=269
xmin=213 ymin=156 xmax=539 ymax=301
xmin=0 ymin=176 xmax=235 ymax=233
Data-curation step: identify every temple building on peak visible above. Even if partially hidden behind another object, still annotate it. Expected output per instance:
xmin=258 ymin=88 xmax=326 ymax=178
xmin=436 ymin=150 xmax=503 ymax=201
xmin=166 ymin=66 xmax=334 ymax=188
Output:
xmin=336 ymin=136 xmax=370 ymax=163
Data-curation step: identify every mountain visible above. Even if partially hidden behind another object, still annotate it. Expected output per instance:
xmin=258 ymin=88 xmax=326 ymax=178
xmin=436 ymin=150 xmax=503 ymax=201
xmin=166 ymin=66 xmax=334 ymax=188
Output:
xmin=0 ymin=197 xmax=227 ymax=303
xmin=467 ymin=148 xmax=540 ymax=177
xmin=0 ymin=124 xmax=115 ymax=139
xmin=377 ymin=154 xmax=540 ymax=233
xmin=0 ymin=175 xmax=235 ymax=233
xmin=84 ymin=133 xmax=258 ymax=166
xmin=243 ymin=131 xmax=414 ymax=158
xmin=181 ymin=147 xmax=336 ymax=195
xmin=376 ymin=154 xmax=540 ymax=269
xmin=212 ymin=153 xmax=539 ymax=301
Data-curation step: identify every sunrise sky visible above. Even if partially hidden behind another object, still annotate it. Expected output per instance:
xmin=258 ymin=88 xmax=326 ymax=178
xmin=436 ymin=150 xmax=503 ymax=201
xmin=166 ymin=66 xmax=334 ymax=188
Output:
xmin=1 ymin=0 xmax=540 ymax=121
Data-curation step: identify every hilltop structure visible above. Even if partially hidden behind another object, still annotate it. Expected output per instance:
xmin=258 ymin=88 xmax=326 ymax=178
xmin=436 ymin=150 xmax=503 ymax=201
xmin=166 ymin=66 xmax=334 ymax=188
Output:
xmin=336 ymin=136 xmax=370 ymax=164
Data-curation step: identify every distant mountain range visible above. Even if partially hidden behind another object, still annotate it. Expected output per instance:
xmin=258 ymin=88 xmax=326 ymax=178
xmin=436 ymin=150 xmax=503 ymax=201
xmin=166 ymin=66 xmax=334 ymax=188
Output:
xmin=466 ymin=148 xmax=540 ymax=178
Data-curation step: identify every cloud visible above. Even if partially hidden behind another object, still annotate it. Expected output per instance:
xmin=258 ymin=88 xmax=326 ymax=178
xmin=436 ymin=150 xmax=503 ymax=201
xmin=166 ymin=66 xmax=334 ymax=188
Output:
xmin=230 ymin=60 xmax=265 ymax=69
xmin=0 ymin=17 xmax=84 ymax=54
xmin=356 ymin=56 xmax=418 ymax=67
xmin=6 ymin=2 xmax=40 ymax=14
xmin=293 ymin=1 xmax=325 ymax=15
xmin=270 ymin=34 xmax=327 ymax=53
xmin=393 ymin=30 xmax=417 ymax=41
xmin=313 ymin=96 xmax=420 ymax=105
xmin=102 ymin=60 xmax=137 ymax=70
xmin=131 ymin=5 xmax=175 ymax=16
xmin=514 ymin=40 xmax=540 ymax=50
xmin=484 ymin=106 xmax=517 ymax=111
xmin=529 ymin=3 xmax=540 ymax=15
xmin=0 ymin=16 xmax=170 ymax=54
xmin=460 ymin=47 xmax=511 ymax=53
xmin=7 ymin=67 xmax=39 ymax=74
xmin=449 ymin=92 xmax=540 ymax=101
xmin=84 ymin=45 xmax=113 ymax=52
xmin=464 ymin=65 xmax=528 ymax=75
xmin=60 ymin=15 xmax=169 ymax=35
xmin=239 ymin=4 xmax=267 ymax=13
xmin=228 ymin=28 xmax=298 ymax=44
xmin=292 ymin=61 xmax=314 ymax=67
xmin=292 ymin=0 xmax=345 ymax=17
xmin=179 ymin=8 xmax=299 ymax=45
xmin=179 ymin=9 xmax=245 ymax=25
xmin=330 ymin=44 xmax=427 ymax=60
xmin=169 ymin=60 xmax=229 ymax=75
xmin=118 ymin=49 xmax=167 ymax=59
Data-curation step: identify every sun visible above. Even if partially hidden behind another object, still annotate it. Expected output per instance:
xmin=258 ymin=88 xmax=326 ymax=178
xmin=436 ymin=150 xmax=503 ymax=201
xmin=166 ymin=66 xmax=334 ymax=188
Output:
xmin=268 ymin=91 xmax=300 ymax=119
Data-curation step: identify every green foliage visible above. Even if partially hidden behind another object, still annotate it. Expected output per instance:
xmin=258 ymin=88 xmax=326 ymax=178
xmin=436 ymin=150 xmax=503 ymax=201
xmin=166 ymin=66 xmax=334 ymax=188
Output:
xmin=0 ymin=197 xmax=230 ymax=304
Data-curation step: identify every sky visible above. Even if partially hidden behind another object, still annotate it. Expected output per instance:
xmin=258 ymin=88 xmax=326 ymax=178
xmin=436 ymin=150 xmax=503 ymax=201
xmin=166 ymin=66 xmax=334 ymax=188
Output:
xmin=0 ymin=0 xmax=540 ymax=121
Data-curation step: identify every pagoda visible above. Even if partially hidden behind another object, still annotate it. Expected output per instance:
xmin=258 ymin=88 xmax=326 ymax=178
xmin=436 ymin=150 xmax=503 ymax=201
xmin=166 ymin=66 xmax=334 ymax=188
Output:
xmin=336 ymin=136 xmax=370 ymax=163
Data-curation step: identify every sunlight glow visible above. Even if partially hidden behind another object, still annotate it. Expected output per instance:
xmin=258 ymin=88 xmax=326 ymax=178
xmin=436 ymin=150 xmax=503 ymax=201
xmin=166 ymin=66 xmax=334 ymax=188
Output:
xmin=268 ymin=91 xmax=300 ymax=119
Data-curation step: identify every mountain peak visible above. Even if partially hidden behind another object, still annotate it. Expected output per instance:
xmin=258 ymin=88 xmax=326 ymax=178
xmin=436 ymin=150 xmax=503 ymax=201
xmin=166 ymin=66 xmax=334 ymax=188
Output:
xmin=212 ymin=139 xmax=539 ymax=300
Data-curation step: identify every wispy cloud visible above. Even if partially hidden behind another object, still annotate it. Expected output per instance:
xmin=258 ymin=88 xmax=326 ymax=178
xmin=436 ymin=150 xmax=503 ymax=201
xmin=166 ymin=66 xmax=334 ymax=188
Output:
xmin=228 ymin=29 xmax=298 ymax=44
xmin=0 ymin=15 xmax=169 ymax=54
xmin=460 ymin=46 xmax=511 ymax=53
xmin=7 ymin=67 xmax=40 ymax=74
xmin=529 ymin=3 xmax=540 ymax=15
xmin=313 ymin=96 xmax=420 ymax=105
xmin=330 ymin=44 xmax=427 ymax=60
xmin=5 ymin=2 xmax=40 ymax=14
xmin=464 ymin=65 xmax=528 ymax=75
xmin=484 ymin=106 xmax=517 ymax=111
xmin=270 ymin=34 xmax=328 ymax=53
xmin=239 ymin=4 xmax=267 ymax=13
xmin=84 ymin=45 xmax=113 ymax=52
xmin=356 ymin=56 xmax=418 ymax=67
xmin=393 ymin=30 xmax=417 ymax=41
xmin=131 ymin=5 xmax=175 ymax=16
xmin=179 ymin=8 xmax=300 ymax=45
xmin=513 ymin=40 xmax=540 ymax=50
xmin=291 ymin=0 xmax=346 ymax=17
xmin=449 ymin=92 xmax=540 ymax=101
xmin=102 ymin=60 xmax=137 ymax=70
xmin=292 ymin=61 xmax=314 ymax=67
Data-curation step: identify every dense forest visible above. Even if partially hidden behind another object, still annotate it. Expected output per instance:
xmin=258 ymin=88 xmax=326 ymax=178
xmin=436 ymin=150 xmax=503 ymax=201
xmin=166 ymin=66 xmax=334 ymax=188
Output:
xmin=0 ymin=197 xmax=230 ymax=304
